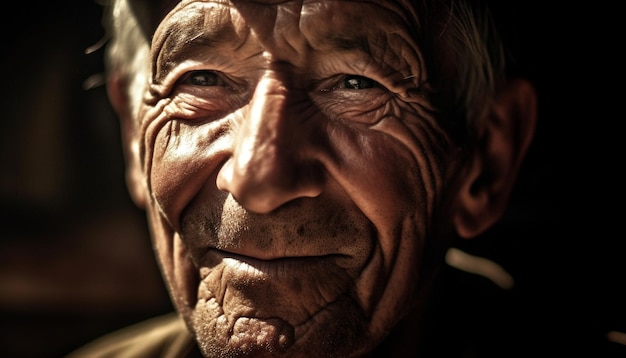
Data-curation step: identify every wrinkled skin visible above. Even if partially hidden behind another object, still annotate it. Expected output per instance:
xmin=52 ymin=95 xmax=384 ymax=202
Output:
xmin=135 ymin=0 xmax=460 ymax=356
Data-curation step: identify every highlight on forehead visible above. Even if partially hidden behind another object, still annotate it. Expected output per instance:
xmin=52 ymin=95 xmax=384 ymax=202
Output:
xmin=144 ymin=0 xmax=435 ymax=87
xmin=232 ymin=0 xmax=422 ymax=49
xmin=145 ymin=0 xmax=426 ymax=30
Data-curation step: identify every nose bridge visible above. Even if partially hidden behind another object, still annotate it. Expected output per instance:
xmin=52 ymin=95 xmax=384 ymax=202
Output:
xmin=244 ymin=73 xmax=293 ymax=169
xmin=216 ymin=71 xmax=323 ymax=213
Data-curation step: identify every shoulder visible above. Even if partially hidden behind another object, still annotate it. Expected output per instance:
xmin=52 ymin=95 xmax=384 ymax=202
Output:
xmin=66 ymin=312 xmax=201 ymax=358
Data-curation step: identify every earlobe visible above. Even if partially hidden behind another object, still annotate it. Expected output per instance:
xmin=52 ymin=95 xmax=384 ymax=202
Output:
xmin=453 ymin=78 xmax=537 ymax=239
xmin=107 ymin=71 xmax=147 ymax=209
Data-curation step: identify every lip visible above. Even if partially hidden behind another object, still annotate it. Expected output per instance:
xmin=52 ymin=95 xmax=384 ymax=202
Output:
xmin=203 ymin=248 xmax=350 ymax=277
xmin=195 ymin=248 xmax=359 ymax=320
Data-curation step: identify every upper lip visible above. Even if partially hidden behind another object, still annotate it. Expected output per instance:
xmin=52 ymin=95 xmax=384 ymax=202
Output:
xmin=210 ymin=248 xmax=345 ymax=262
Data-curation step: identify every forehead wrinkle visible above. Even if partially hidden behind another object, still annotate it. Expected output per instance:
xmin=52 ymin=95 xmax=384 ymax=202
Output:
xmin=152 ymin=1 xmax=251 ymax=84
xmin=302 ymin=0 xmax=421 ymax=28
xmin=229 ymin=0 xmax=310 ymax=66
xmin=150 ymin=0 xmax=425 ymax=84
xmin=300 ymin=1 xmax=424 ymax=85
xmin=300 ymin=0 xmax=416 ymax=51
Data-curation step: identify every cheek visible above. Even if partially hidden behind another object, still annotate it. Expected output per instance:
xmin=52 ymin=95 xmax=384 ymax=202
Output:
xmin=320 ymin=121 xmax=448 ymax=335
xmin=360 ymin=147 xmax=420 ymax=222
xmin=323 ymin=121 xmax=434 ymax=235
xmin=329 ymin=128 xmax=428 ymax=273
xmin=326 ymin=114 xmax=453 ymax=325
xmin=149 ymin=118 xmax=232 ymax=230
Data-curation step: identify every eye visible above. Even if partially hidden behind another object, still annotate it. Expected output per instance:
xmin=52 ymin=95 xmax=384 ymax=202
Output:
xmin=179 ymin=70 xmax=226 ymax=86
xmin=319 ymin=74 xmax=381 ymax=92
xmin=342 ymin=75 xmax=378 ymax=90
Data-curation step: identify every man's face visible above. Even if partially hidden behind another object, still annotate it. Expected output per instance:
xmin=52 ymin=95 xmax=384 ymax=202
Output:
xmin=136 ymin=0 xmax=456 ymax=356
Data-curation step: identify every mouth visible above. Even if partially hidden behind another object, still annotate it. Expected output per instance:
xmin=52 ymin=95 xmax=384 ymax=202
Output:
xmin=192 ymin=248 xmax=358 ymax=325
xmin=203 ymin=248 xmax=350 ymax=278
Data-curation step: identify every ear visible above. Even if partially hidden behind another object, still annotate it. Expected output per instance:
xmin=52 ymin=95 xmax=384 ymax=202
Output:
xmin=453 ymin=78 xmax=537 ymax=239
xmin=107 ymin=70 xmax=148 ymax=209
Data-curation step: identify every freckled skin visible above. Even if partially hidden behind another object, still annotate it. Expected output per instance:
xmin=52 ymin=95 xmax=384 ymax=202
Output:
xmin=136 ymin=0 xmax=461 ymax=356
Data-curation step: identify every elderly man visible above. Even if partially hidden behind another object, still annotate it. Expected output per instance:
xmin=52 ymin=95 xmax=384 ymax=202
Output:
xmin=70 ymin=0 xmax=537 ymax=356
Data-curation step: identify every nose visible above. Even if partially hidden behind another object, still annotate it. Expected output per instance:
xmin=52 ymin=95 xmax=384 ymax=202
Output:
xmin=216 ymin=71 xmax=325 ymax=213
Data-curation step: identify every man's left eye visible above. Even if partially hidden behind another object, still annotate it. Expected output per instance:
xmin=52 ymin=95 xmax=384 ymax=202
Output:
xmin=179 ymin=70 xmax=225 ymax=86
xmin=342 ymin=75 xmax=378 ymax=90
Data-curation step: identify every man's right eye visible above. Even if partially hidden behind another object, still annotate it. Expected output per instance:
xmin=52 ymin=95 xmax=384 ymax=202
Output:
xmin=179 ymin=70 xmax=225 ymax=86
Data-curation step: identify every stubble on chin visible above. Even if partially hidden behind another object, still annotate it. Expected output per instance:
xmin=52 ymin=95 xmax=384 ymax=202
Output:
xmin=186 ymin=258 xmax=380 ymax=358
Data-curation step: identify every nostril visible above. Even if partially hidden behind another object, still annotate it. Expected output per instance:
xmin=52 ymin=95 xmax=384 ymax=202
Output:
xmin=216 ymin=159 xmax=235 ymax=193
xmin=216 ymin=156 xmax=325 ymax=214
xmin=236 ymin=189 xmax=292 ymax=214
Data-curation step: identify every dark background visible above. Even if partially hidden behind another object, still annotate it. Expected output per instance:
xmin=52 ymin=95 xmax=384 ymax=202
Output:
xmin=0 ymin=1 xmax=623 ymax=357
xmin=0 ymin=2 xmax=174 ymax=357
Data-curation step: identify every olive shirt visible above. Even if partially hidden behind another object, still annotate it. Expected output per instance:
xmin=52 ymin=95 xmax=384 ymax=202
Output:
xmin=66 ymin=313 xmax=203 ymax=358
